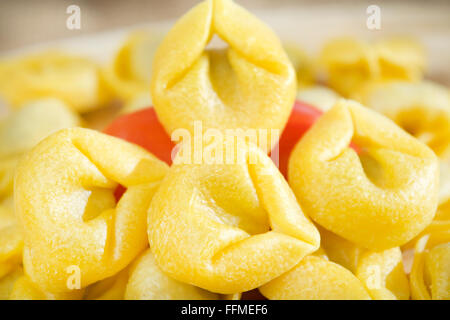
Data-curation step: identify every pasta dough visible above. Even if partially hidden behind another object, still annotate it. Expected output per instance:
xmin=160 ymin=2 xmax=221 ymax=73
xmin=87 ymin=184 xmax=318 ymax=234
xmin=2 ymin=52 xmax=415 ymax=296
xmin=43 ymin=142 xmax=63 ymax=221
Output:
xmin=151 ymin=0 xmax=296 ymax=151
xmin=15 ymin=128 xmax=168 ymax=292
xmin=259 ymin=255 xmax=371 ymax=300
xmin=148 ymin=143 xmax=319 ymax=294
xmin=125 ymin=249 xmax=220 ymax=300
xmin=410 ymin=236 xmax=449 ymax=300
xmin=0 ymin=52 xmax=108 ymax=113
xmin=288 ymin=99 xmax=439 ymax=250
xmin=320 ymin=38 xmax=424 ymax=96
xmin=0 ymin=99 xmax=81 ymax=198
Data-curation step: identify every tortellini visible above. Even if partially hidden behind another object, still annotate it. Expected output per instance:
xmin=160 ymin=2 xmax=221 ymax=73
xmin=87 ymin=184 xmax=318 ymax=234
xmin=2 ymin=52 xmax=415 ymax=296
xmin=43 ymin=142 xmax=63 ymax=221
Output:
xmin=0 ymin=266 xmax=22 ymax=300
xmin=125 ymin=249 xmax=220 ymax=300
xmin=103 ymin=31 xmax=162 ymax=103
xmin=259 ymin=255 xmax=372 ymax=300
xmin=408 ymin=188 xmax=450 ymax=300
xmin=15 ymin=128 xmax=168 ymax=292
xmin=148 ymin=143 xmax=320 ymax=294
xmin=352 ymin=81 xmax=450 ymax=158
xmin=9 ymin=273 xmax=85 ymax=300
xmin=84 ymin=266 xmax=130 ymax=300
xmin=283 ymin=43 xmax=315 ymax=88
xmin=1 ymin=0 xmax=447 ymax=301
xmin=353 ymin=80 xmax=450 ymax=209
xmin=320 ymin=38 xmax=425 ymax=96
xmin=317 ymin=226 xmax=363 ymax=273
xmin=151 ymin=0 xmax=296 ymax=151
xmin=0 ymin=99 xmax=81 ymax=198
xmin=410 ymin=235 xmax=449 ymax=300
xmin=288 ymin=99 xmax=439 ymax=250
xmin=0 ymin=52 xmax=108 ymax=113
xmin=290 ymin=227 xmax=410 ymax=300
xmin=355 ymin=248 xmax=410 ymax=300
xmin=0 ymin=204 xmax=22 ymax=280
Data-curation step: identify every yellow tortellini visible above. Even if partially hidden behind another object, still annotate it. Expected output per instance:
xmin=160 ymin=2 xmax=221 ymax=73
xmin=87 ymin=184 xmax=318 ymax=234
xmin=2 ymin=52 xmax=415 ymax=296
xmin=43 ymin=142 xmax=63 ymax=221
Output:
xmin=9 ymin=273 xmax=84 ymax=300
xmin=0 ymin=99 xmax=80 ymax=291
xmin=317 ymin=226 xmax=363 ymax=273
xmin=148 ymin=143 xmax=320 ymax=294
xmin=259 ymin=255 xmax=372 ymax=300
xmin=315 ymin=227 xmax=410 ymax=300
xmin=151 ymin=0 xmax=296 ymax=151
xmin=353 ymin=80 xmax=450 ymax=211
xmin=125 ymin=249 xmax=220 ymax=300
xmin=410 ymin=235 xmax=449 ymax=300
xmin=283 ymin=43 xmax=315 ymax=88
xmin=0 ymin=98 xmax=81 ymax=198
xmin=288 ymin=99 xmax=439 ymax=250
xmin=0 ymin=158 xmax=16 ymax=199
xmin=86 ymin=249 xmax=240 ymax=300
xmin=353 ymin=81 xmax=450 ymax=157
xmin=355 ymin=248 xmax=410 ymax=300
xmin=0 ymin=52 xmax=108 ymax=113
xmin=0 ymin=266 xmax=22 ymax=300
xmin=84 ymin=266 xmax=130 ymax=300
xmin=0 ymin=204 xmax=22 ymax=280
xmin=440 ymin=160 xmax=450 ymax=208
xmin=15 ymin=128 xmax=168 ymax=293
xmin=1 ymin=0 xmax=447 ymax=302
xmin=103 ymin=31 xmax=162 ymax=103
xmin=320 ymin=37 xmax=425 ymax=96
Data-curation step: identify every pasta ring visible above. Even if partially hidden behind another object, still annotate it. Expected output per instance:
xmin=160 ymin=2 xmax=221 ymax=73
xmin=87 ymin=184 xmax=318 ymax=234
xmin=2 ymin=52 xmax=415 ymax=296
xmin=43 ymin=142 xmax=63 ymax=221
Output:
xmin=288 ymin=99 xmax=439 ymax=250
xmin=353 ymin=80 xmax=450 ymax=207
xmin=148 ymin=143 xmax=320 ymax=294
xmin=319 ymin=227 xmax=409 ymax=300
xmin=9 ymin=274 xmax=84 ymax=300
xmin=410 ymin=235 xmax=449 ymax=300
xmin=0 ymin=52 xmax=108 ymax=113
xmin=15 ymin=127 xmax=168 ymax=292
xmin=352 ymin=80 xmax=450 ymax=158
xmin=319 ymin=37 xmax=424 ymax=96
xmin=102 ymin=31 xmax=162 ymax=102
xmin=125 ymin=249 xmax=221 ymax=300
xmin=151 ymin=0 xmax=296 ymax=151
xmin=0 ymin=204 xmax=22 ymax=280
xmin=0 ymin=99 xmax=81 ymax=198
xmin=0 ymin=266 xmax=22 ymax=300
xmin=259 ymin=255 xmax=371 ymax=300
xmin=84 ymin=266 xmax=130 ymax=300
xmin=355 ymin=247 xmax=410 ymax=300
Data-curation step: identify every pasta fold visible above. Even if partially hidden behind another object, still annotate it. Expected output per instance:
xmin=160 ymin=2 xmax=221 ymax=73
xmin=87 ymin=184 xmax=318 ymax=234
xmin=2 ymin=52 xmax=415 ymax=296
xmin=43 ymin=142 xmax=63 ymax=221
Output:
xmin=148 ymin=143 xmax=320 ymax=294
xmin=288 ymin=99 xmax=439 ymax=250
xmin=0 ymin=52 xmax=108 ymax=113
xmin=259 ymin=255 xmax=371 ymax=300
xmin=151 ymin=0 xmax=296 ymax=151
xmin=125 ymin=249 xmax=220 ymax=300
xmin=15 ymin=128 xmax=168 ymax=292
xmin=410 ymin=235 xmax=449 ymax=300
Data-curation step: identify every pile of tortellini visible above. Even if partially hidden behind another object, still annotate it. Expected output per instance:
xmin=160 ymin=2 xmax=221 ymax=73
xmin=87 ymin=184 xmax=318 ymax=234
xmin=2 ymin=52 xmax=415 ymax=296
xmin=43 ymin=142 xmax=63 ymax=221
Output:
xmin=0 ymin=0 xmax=448 ymax=300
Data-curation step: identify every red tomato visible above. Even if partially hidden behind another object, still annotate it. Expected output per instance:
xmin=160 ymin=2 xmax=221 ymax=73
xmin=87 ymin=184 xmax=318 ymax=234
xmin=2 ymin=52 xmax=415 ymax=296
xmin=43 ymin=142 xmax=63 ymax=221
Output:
xmin=104 ymin=107 xmax=174 ymax=200
xmin=104 ymin=107 xmax=174 ymax=165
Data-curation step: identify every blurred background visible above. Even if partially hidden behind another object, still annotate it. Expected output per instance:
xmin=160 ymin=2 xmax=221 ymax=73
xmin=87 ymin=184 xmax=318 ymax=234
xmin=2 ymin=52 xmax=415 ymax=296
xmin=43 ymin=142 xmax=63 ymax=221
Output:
xmin=1 ymin=0 xmax=449 ymax=82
